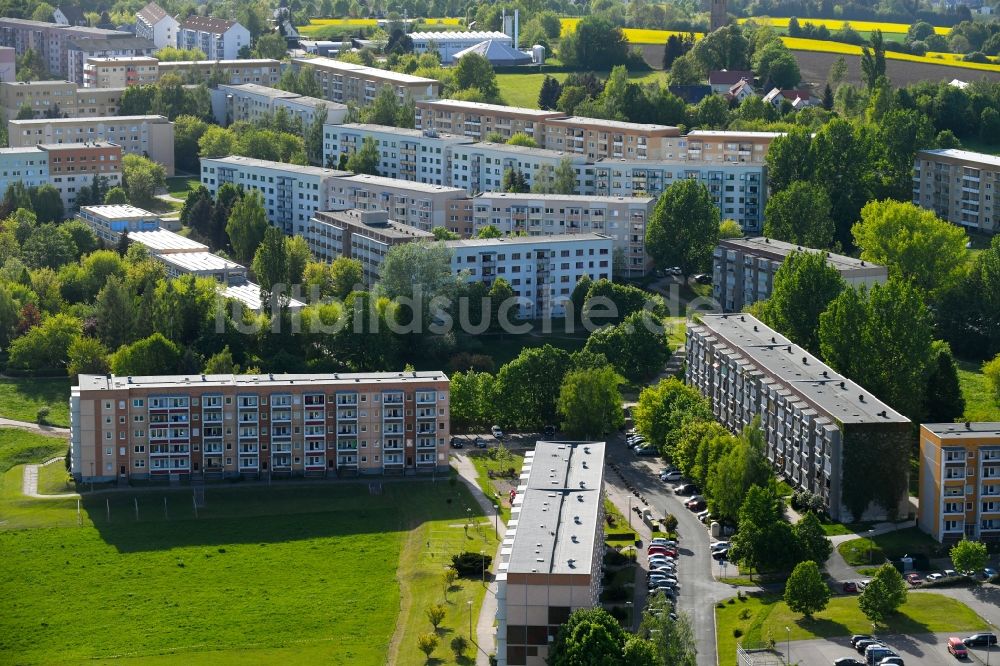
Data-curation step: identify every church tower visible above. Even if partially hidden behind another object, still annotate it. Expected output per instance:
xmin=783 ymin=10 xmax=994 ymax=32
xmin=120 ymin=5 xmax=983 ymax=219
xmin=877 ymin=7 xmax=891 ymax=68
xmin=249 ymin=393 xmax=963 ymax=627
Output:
xmin=710 ymin=0 xmax=728 ymax=32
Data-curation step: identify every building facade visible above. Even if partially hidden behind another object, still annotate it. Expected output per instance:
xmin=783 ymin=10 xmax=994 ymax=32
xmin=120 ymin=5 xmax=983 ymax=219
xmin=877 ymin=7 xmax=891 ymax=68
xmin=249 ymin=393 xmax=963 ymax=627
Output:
xmin=0 ymin=146 xmax=49 ymax=193
xmin=66 ymin=36 xmax=156 ymax=85
xmin=0 ymin=80 xmax=124 ymax=118
xmin=408 ymin=30 xmax=512 ymax=62
xmin=177 ymin=16 xmax=249 ymax=61
xmin=450 ymin=142 xmax=590 ymax=195
xmin=0 ymin=18 xmax=130 ymax=78
xmin=83 ymin=56 xmax=159 ymax=88
xmin=327 ymin=173 xmax=469 ymax=232
xmin=70 ymin=371 xmax=452 ymax=481
xmin=496 ymin=441 xmax=605 ymax=666
xmin=470 ymin=193 xmax=656 ymax=277
xmin=78 ymin=203 xmax=161 ymax=243
xmin=9 ymin=115 xmax=175 ymax=175
xmin=712 ymin=237 xmax=888 ymax=312
xmin=293 ymin=56 xmax=440 ymax=106
xmin=322 ymin=123 xmax=472 ymax=184
xmin=0 ymin=46 xmax=15 ymax=82
xmin=211 ymin=83 xmax=348 ymax=128
xmin=158 ymin=59 xmax=281 ymax=86
xmin=671 ymin=130 xmax=779 ymax=165
xmin=540 ymin=117 xmax=681 ymax=161
xmin=39 ymin=141 xmax=122 ymax=209
xmin=918 ymin=422 xmax=1000 ymax=543
xmin=686 ymin=314 xmax=912 ymax=521
xmin=416 ymin=99 xmax=564 ymax=142
xmin=135 ymin=2 xmax=179 ymax=50
xmin=913 ymin=148 xmax=1000 ymax=235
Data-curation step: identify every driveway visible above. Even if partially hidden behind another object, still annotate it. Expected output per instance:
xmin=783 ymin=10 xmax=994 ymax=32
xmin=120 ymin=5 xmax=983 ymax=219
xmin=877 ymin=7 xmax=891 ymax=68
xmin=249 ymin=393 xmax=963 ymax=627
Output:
xmin=784 ymin=632 xmax=997 ymax=666
xmin=606 ymin=435 xmax=735 ymax=666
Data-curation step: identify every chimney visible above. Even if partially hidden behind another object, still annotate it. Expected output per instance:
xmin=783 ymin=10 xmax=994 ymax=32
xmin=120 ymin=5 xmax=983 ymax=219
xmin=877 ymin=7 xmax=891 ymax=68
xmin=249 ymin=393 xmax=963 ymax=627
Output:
xmin=514 ymin=8 xmax=520 ymax=49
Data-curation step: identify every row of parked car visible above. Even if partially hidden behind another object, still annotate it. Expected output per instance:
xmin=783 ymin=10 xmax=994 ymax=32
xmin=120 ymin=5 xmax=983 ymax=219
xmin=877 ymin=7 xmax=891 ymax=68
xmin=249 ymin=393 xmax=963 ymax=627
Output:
xmin=646 ymin=538 xmax=681 ymax=600
xmin=626 ymin=431 xmax=659 ymax=456
xmin=837 ymin=632 xmax=997 ymax=666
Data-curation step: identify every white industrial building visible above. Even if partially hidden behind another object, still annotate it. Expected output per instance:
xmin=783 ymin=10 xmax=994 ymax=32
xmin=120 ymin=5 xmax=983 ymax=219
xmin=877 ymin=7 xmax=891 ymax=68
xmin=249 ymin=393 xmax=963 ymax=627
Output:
xmin=409 ymin=30 xmax=512 ymax=62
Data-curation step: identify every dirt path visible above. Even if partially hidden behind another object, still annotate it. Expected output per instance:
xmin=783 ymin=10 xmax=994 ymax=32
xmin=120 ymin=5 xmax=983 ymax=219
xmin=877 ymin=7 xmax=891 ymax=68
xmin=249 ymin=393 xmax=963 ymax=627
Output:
xmin=0 ymin=417 xmax=70 ymax=436
xmin=385 ymin=518 xmax=423 ymax=665
xmin=22 ymin=457 xmax=79 ymax=499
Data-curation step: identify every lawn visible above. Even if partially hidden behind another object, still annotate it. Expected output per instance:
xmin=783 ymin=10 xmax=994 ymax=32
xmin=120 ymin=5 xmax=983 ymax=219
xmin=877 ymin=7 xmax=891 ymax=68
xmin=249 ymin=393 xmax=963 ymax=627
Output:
xmin=0 ymin=428 xmax=66 ymax=474
xmin=818 ymin=519 xmax=875 ymax=537
xmin=166 ymin=176 xmax=200 ymax=198
xmin=0 ymin=478 xmax=497 ymax=665
xmin=837 ymin=527 xmax=942 ymax=566
xmin=35 ymin=459 xmax=74 ymax=495
xmin=716 ymin=592 xmax=987 ymax=664
xmin=466 ymin=449 xmax=524 ymax=523
xmin=496 ymin=70 xmax=667 ymax=109
xmin=957 ymin=358 xmax=1000 ymax=423
xmin=0 ymin=377 xmax=71 ymax=426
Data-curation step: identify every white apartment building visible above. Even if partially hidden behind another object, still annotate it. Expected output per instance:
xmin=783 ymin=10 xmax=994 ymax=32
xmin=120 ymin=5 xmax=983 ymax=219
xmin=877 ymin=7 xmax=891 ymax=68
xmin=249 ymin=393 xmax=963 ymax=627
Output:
xmin=450 ymin=142 xmax=591 ymax=195
xmin=408 ymin=30 xmax=511 ymax=62
xmin=446 ymin=234 xmax=613 ymax=319
xmin=496 ymin=441 xmax=605 ymax=666
xmin=200 ymin=156 xmax=350 ymax=235
xmin=471 ymin=193 xmax=656 ymax=277
xmin=66 ymin=36 xmax=156 ymax=85
xmin=292 ymin=56 xmax=440 ymax=106
xmin=135 ymin=2 xmax=178 ymax=50
xmin=328 ymin=173 xmax=468 ymax=233
xmin=913 ymin=148 xmax=1000 ymax=234
xmin=712 ymin=237 xmax=888 ymax=312
xmin=158 ymin=59 xmax=281 ymax=86
xmin=0 ymin=146 xmax=49 ymax=192
xmin=78 ymin=203 xmax=161 ymax=244
xmin=686 ymin=313 xmax=912 ymax=521
xmin=178 ymin=16 xmax=250 ymax=61
xmin=322 ymin=123 xmax=472 ymax=183
xmin=593 ymin=160 xmax=766 ymax=233
xmin=211 ymin=83 xmax=348 ymax=128
xmin=83 ymin=56 xmax=159 ymax=88
xmin=8 ymin=114 xmax=175 ymax=175
xmin=674 ymin=130 xmax=780 ymax=166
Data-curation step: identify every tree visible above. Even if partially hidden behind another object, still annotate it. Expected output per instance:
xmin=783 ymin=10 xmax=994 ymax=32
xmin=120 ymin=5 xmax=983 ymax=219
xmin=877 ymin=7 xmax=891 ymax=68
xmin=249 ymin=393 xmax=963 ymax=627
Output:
xmin=764 ymin=181 xmax=834 ymax=248
xmin=793 ymin=512 xmax=833 ymax=564
xmin=663 ymin=33 xmax=693 ymax=69
xmin=583 ymin=311 xmax=670 ymax=381
xmin=204 ymin=346 xmax=239 ymax=374
xmin=501 ymin=168 xmax=529 ymax=193
xmin=253 ymin=32 xmax=288 ymax=60
xmin=378 ymin=241 xmax=458 ymax=304
xmin=103 ymin=187 xmax=127 ymax=205
xmin=452 ymin=53 xmax=501 ymax=102
xmin=986 ymin=354 xmax=1000 ymax=406
xmin=924 ymin=341 xmax=966 ymax=423
xmin=695 ymin=94 xmax=730 ymax=129
xmin=199 ymin=125 xmax=238 ymax=158
xmin=668 ymin=53 xmax=703 ymax=86
xmin=873 ymin=109 xmax=935 ymax=201
xmin=67 ymin=336 xmax=109 ymax=380
xmin=226 ymin=190 xmax=268 ymax=264
xmin=753 ymin=40 xmax=801 ymax=89
xmin=346 ymin=135 xmax=380 ymax=176
xmin=325 ymin=257 xmax=364 ymax=299
xmin=719 ymin=219 xmax=744 ymax=239
xmin=538 ymin=75 xmax=562 ymax=110
xmin=29 ymin=184 xmax=64 ymax=224
xmin=252 ymin=226 xmax=289 ymax=302
xmin=0 ymin=283 xmax=18 ymax=349
xmin=860 ymin=30 xmax=887 ymax=91
xmin=560 ymin=15 xmax=629 ymax=70
xmin=852 ymin=200 xmax=968 ymax=303
xmin=639 ymin=598 xmax=698 ymax=666
xmin=633 ymin=378 xmax=713 ymax=455
xmin=647 ymin=179 xmax=720 ymax=275
xmin=94 ymin=275 xmax=134 ymax=351
xmin=729 ymin=484 xmax=799 ymax=577
xmin=305 ymin=105 xmax=328 ymax=165
xmin=950 ymin=539 xmax=988 ymax=574
xmin=810 ymin=118 xmax=872 ymax=249
xmin=416 ymin=633 xmax=438 ymax=659
xmin=110 ymin=333 xmax=182 ymax=376
xmin=754 ymin=251 xmax=845 ymax=353
xmin=449 ymin=369 xmax=497 ymax=432
xmin=7 ymin=314 xmax=82 ymax=373
xmin=507 ymin=132 xmax=537 ymax=148
xmin=557 ymin=366 xmax=625 ymax=438
xmin=173 ymin=115 xmax=208 ymax=173
xmin=705 ymin=417 xmax=774 ymax=522
xmin=784 ymin=560 xmax=831 ymax=619
xmin=553 ymin=157 xmax=578 ymax=195
xmin=548 ymin=607 xmax=627 ymax=666
xmin=622 ymin=637 xmax=658 ymax=666
xmin=858 ymin=563 xmax=907 ymax=627
xmin=495 ymin=345 xmax=571 ymax=430
xmin=425 ymin=603 xmax=446 ymax=629
xmin=122 ymin=154 xmax=166 ymax=206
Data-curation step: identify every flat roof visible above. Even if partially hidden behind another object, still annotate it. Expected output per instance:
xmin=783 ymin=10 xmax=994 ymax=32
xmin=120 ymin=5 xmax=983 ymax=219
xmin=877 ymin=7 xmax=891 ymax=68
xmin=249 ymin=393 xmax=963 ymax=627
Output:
xmin=37 ymin=141 xmax=119 ymax=149
xmin=686 ymin=130 xmax=784 ymax=139
xmin=159 ymin=59 xmax=280 ymax=67
xmin=128 ymin=228 xmax=208 ymax=252
xmin=507 ymin=441 xmax=605 ymax=576
xmin=0 ymin=79 xmax=75 ymax=88
xmin=10 ymin=115 xmax=168 ymax=125
xmin=342 ymin=173 xmax=466 ymax=194
xmin=445 ymin=233 xmax=611 ymax=249
xmin=278 ymin=94 xmax=346 ymax=110
xmin=81 ymin=204 xmax=157 ymax=220
xmin=204 ymin=155 xmax=350 ymax=177
xmin=218 ymin=83 xmax=300 ymax=99
xmin=292 ymin=56 xmax=439 ymax=84
xmin=547 ymin=116 xmax=679 ymax=133
xmin=474 ymin=192 xmax=655 ymax=204
xmin=918 ymin=148 xmax=1000 ymax=169
xmin=417 ymin=98 xmax=562 ymax=117
xmin=719 ymin=237 xmax=885 ymax=273
xmin=0 ymin=146 xmax=43 ymax=155
xmin=76 ymin=370 xmax=449 ymax=392
xmin=922 ymin=422 xmax=1000 ymax=439
xmin=694 ymin=314 xmax=909 ymax=425
xmin=85 ymin=55 xmax=159 ymax=63
xmin=461 ymin=141 xmax=577 ymax=159
xmin=158 ymin=251 xmax=244 ymax=272
xmin=314 ymin=210 xmax=435 ymax=240
xmin=409 ymin=30 xmax=509 ymax=40
xmin=330 ymin=123 xmax=470 ymax=141
xmin=222 ymin=282 xmax=306 ymax=312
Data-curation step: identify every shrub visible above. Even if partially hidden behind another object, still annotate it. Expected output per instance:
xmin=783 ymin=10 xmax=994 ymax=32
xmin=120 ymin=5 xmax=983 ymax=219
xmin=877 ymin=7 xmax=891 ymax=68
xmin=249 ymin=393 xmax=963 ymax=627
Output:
xmin=426 ymin=603 xmax=446 ymax=629
xmin=36 ymin=406 xmax=50 ymax=425
xmin=733 ymin=628 xmax=743 ymax=637
xmin=417 ymin=632 xmax=438 ymax=658
xmin=664 ymin=514 xmax=678 ymax=532
xmin=604 ymin=549 xmax=629 ymax=567
xmin=452 ymin=551 xmax=493 ymax=577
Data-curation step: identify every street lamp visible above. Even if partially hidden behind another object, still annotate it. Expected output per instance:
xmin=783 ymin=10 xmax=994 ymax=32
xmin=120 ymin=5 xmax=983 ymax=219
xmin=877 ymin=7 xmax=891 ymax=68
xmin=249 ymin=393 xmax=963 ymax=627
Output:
xmin=481 ymin=549 xmax=486 ymax=586
xmin=468 ymin=599 xmax=473 ymax=639
xmin=867 ymin=529 xmax=875 ymax=564
xmin=493 ymin=503 xmax=499 ymax=538
xmin=785 ymin=626 xmax=790 ymax=666
xmin=628 ymin=495 xmax=632 ymax=529
xmin=625 ymin=601 xmax=633 ymax=630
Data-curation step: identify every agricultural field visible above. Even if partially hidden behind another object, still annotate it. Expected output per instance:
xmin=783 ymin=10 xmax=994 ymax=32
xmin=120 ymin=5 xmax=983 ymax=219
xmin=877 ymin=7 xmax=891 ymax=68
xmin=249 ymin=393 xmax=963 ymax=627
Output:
xmin=298 ymin=16 xmax=462 ymax=37
xmin=738 ymin=16 xmax=951 ymax=35
xmin=0 ymin=474 xmax=497 ymax=665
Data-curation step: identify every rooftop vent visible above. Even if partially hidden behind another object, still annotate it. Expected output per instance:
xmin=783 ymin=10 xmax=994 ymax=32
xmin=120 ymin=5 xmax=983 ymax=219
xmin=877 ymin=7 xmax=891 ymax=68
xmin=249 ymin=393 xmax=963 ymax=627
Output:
xmin=879 ymin=410 xmax=887 ymax=418
xmin=966 ymin=421 xmax=972 ymax=430
xmin=771 ymin=337 xmax=776 ymax=343
xmin=859 ymin=394 xmax=865 ymax=402
xmin=821 ymin=371 xmax=829 ymax=378
xmin=753 ymin=325 xmax=758 ymax=332
xmin=839 ymin=381 xmax=846 ymax=389
xmin=802 ymin=357 xmax=808 ymax=364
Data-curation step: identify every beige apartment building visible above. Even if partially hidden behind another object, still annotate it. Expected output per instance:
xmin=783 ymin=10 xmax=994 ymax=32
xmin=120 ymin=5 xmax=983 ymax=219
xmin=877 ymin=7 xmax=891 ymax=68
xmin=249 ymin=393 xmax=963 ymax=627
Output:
xmin=293 ymin=56 xmax=440 ymax=106
xmin=83 ymin=56 xmax=159 ymax=88
xmin=671 ymin=130 xmax=781 ymax=165
xmin=913 ymin=148 xmax=1000 ymax=234
xmin=541 ymin=116 xmax=681 ymax=161
xmin=0 ymin=80 xmax=123 ymax=118
xmin=40 ymin=141 xmax=122 ymax=209
xmin=9 ymin=114 xmax=175 ymax=175
xmin=158 ymin=58 xmax=282 ymax=86
xmin=415 ymin=99 xmax=564 ymax=142
xmin=70 ymin=372 xmax=452 ymax=481
xmin=328 ymin=173 xmax=469 ymax=232
xmin=496 ymin=441 xmax=606 ymax=666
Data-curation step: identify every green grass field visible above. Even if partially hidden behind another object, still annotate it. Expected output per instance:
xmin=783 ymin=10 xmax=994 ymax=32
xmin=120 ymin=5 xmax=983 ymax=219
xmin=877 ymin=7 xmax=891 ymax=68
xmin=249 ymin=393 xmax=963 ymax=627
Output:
xmin=35 ymin=459 xmax=74 ymax=495
xmin=496 ymin=70 xmax=667 ymax=109
xmin=166 ymin=176 xmax=201 ymax=199
xmin=716 ymin=592 xmax=987 ymax=664
xmin=0 ymin=476 xmax=497 ymax=665
xmin=837 ymin=527 xmax=941 ymax=566
xmin=0 ymin=428 xmax=66 ymax=474
xmin=0 ymin=377 xmax=71 ymax=427
xmin=957 ymin=358 xmax=1000 ymax=422
xmin=466 ymin=449 xmax=524 ymax=523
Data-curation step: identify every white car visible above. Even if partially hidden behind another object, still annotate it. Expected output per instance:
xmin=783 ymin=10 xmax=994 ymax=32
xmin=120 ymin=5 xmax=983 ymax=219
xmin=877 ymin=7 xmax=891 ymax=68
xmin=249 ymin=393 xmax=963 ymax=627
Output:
xmin=926 ymin=572 xmax=944 ymax=581
xmin=661 ymin=471 xmax=683 ymax=482
xmin=710 ymin=541 xmax=729 ymax=552
xmin=651 ymin=538 xmax=677 ymax=548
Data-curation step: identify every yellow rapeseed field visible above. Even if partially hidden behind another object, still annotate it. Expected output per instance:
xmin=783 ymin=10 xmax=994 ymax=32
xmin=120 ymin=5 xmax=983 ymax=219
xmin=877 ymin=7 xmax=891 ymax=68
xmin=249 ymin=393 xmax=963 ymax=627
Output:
xmin=559 ymin=18 xmax=703 ymax=42
xmin=781 ymin=36 xmax=1000 ymax=72
xmin=740 ymin=16 xmax=950 ymax=35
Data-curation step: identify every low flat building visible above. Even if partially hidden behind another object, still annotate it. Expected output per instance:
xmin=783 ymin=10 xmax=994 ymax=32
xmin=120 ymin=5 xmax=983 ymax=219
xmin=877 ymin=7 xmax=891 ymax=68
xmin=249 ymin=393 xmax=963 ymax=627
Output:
xmin=222 ymin=281 xmax=306 ymax=314
xmin=39 ymin=141 xmax=122 ymax=210
xmin=0 ymin=80 xmax=124 ymax=118
xmin=127 ymin=227 xmax=209 ymax=255
xmin=416 ymin=99 xmax=563 ymax=143
xmin=471 ymin=193 xmax=656 ymax=278
xmin=496 ymin=441 xmax=605 ymax=666
xmin=919 ymin=422 xmax=1000 ymax=543
xmin=157 ymin=251 xmax=247 ymax=285
xmin=9 ymin=115 xmax=175 ymax=175
xmin=686 ymin=313 xmax=912 ymax=521
xmin=322 ymin=123 xmax=472 ymax=184
xmin=328 ymin=173 xmax=468 ymax=232
xmin=913 ymin=148 xmax=1000 ymax=235
xmin=83 ymin=56 xmax=159 ymax=88
xmin=158 ymin=58 xmax=281 ymax=86
xmin=712 ymin=236 xmax=888 ymax=312
xmin=450 ymin=142 xmax=590 ymax=195
xmin=409 ymin=30 xmax=512 ymax=62
xmin=78 ymin=204 xmax=161 ymax=243
xmin=293 ymin=56 xmax=440 ymax=106
xmin=70 ymin=371 xmax=451 ymax=481
xmin=211 ymin=83 xmax=348 ymax=128
xmin=0 ymin=146 xmax=49 ymax=193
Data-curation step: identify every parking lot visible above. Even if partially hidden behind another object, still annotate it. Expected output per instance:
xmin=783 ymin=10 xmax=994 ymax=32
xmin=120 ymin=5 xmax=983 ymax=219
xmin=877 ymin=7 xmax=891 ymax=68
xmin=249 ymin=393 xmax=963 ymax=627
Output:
xmin=783 ymin=633 xmax=997 ymax=666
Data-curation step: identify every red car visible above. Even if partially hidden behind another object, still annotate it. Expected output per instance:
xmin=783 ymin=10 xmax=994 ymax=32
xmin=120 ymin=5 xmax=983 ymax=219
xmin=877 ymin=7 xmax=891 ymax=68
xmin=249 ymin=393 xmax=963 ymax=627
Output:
xmin=906 ymin=573 xmax=923 ymax=586
xmin=842 ymin=581 xmax=858 ymax=593
xmin=948 ymin=637 xmax=968 ymax=658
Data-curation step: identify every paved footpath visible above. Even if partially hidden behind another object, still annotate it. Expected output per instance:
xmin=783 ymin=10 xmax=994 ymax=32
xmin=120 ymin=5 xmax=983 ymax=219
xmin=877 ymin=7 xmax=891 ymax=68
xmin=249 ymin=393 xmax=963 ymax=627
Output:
xmin=22 ymin=457 xmax=79 ymax=499
xmin=0 ymin=417 xmax=70 ymax=436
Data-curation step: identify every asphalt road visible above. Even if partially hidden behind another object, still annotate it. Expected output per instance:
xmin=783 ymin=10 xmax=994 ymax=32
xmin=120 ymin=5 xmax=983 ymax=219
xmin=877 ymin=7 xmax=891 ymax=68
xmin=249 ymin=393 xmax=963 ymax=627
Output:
xmin=606 ymin=433 xmax=734 ymax=666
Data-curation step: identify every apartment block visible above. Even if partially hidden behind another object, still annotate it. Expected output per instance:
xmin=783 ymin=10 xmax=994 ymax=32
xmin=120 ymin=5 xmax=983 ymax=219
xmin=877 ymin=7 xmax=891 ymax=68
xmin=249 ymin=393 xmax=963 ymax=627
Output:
xmin=328 ymin=173 xmax=469 ymax=232
xmin=712 ymin=237 xmax=888 ymax=312
xmin=541 ymin=117 xmax=681 ymax=161
xmin=496 ymin=441 xmax=605 ymax=666
xmin=686 ymin=314 xmax=912 ymax=521
xmin=158 ymin=59 xmax=281 ymax=86
xmin=83 ymin=56 xmax=159 ymax=88
xmin=416 ymin=99 xmax=563 ymax=142
xmin=66 ymin=36 xmax=155 ymax=85
xmin=0 ymin=18 xmax=130 ymax=78
xmin=0 ymin=146 xmax=49 ymax=192
xmin=447 ymin=234 xmax=614 ymax=319
xmin=135 ymin=2 xmax=179 ymax=49
xmin=919 ymin=422 xmax=1000 ymax=543
xmin=178 ymin=16 xmax=249 ymax=61
xmin=409 ymin=30 xmax=512 ymax=62
xmin=78 ymin=203 xmax=162 ymax=244
xmin=70 ymin=371 xmax=452 ymax=481
xmin=293 ymin=56 xmax=440 ymax=106
xmin=322 ymin=123 xmax=472 ymax=184
xmin=200 ymin=156 xmax=349 ymax=235
xmin=39 ymin=141 xmax=122 ymax=209
xmin=0 ymin=80 xmax=123 ymax=118
xmin=471 ymin=193 xmax=656 ymax=277
xmin=913 ymin=148 xmax=1000 ymax=234
xmin=212 ymin=83 xmax=348 ymax=128
xmin=9 ymin=115 xmax=174 ymax=175
xmin=593 ymin=160 xmax=766 ymax=233
xmin=305 ymin=208 xmax=434 ymax=283
xmin=670 ymin=130 xmax=780 ymax=165
xmin=450 ymin=142 xmax=591 ymax=195
xmin=0 ymin=46 xmax=14 ymax=82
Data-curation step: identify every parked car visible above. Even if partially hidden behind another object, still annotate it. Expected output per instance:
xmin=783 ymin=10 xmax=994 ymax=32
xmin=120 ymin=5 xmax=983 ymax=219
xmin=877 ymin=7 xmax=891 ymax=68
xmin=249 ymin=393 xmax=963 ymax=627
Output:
xmin=962 ymin=633 xmax=997 ymax=647
xmin=450 ymin=437 xmax=464 ymax=449
xmin=905 ymin=573 xmax=922 ymax=586
xmin=850 ymin=635 xmax=872 ymax=648
xmin=651 ymin=538 xmax=677 ymax=547
xmin=878 ymin=656 xmax=904 ymax=666
xmin=983 ymin=567 xmax=997 ymax=579
xmin=647 ymin=547 xmax=671 ymax=557
xmin=947 ymin=637 xmax=968 ymax=658
xmin=636 ymin=446 xmax=659 ymax=456
xmin=543 ymin=425 xmax=556 ymax=438
xmin=835 ymin=659 xmax=865 ymax=666
xmin=491 ymin=426 xmax=505 ymax=440
xmin=668 ymin=266 xmax=682 ymax=276
xmin=857 ymin=579 xmax=872 ymax=590
xmin=686 ymin=499 xmax=706 ymax=512
xmin=675 ymin=484 xmax=699 ymax=496
xmin=855 ymin=639 xmax=884 ymax=654
xmin=864 ymin=645 xmax=896 ymax=665
xmin=474 ymin=437 xmax=487 ymax=448
xmin=650 ymin=565 xmax=676 ymax=576
xmin=843 ymin=581 xmax=858 ymax=593
xmin=648 ymin=556 xmax=675 ymax=567
xmin=710 ymin=541 xmax=729 ymax=552
xmin=926 ymin=573 xmax=944 ymax=582
xmin=694 ymin=273 xmax=712 ymax=284
xmin=711 ymin=548 xmax=729 ymax=561
xmin=697 ymin=509 xmax=712 ymax=522
xmin=944 ymin=569 xmax=959 ymax=578
xmin=662 ymin=471 xmax=683 ymax=482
